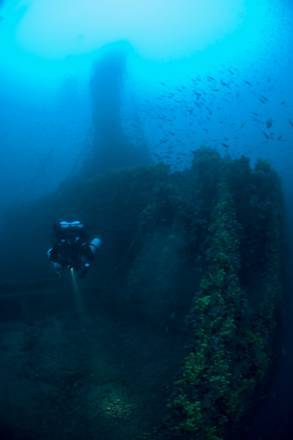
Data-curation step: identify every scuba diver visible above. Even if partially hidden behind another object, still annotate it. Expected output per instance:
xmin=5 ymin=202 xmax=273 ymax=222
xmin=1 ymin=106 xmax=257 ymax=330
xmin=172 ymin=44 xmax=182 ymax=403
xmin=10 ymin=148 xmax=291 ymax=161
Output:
xmin=47 ymin=220 xmax=102 ymax=278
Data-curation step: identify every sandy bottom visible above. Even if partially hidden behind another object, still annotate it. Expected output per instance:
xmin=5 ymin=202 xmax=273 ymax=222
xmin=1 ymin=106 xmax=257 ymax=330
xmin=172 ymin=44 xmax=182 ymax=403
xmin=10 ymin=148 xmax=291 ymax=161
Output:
xmin=0 ymin=283 xmax=185 ymax=440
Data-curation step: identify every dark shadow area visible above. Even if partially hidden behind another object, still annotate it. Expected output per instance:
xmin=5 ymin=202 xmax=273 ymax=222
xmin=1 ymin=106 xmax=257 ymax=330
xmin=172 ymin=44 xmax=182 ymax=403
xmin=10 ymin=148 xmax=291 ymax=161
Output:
xmin=0 ymin=148 xmax=285 ymax=439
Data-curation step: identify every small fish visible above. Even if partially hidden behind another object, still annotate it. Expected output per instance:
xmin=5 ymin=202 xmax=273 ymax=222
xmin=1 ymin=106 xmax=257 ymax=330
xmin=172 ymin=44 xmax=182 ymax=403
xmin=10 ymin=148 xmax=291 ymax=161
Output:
xmin=289 ymin=119 xmax=293 ymax=127
xmin=207 ymin=75 xmax=216 ymax=81
xmin=259 ymin=96 xmax=269 ymax=104
xmin=263 ymin=131 xmax=270 ymax=140
xmin=244 ymin=80 xmax=253 ymax=86
xmin=221 ymin=80 xmax=230 ymax=87
xmin=222 ymin=143 xmax=229 ymax=148
xmin=266 ymin=118 xmax=273 ymax=129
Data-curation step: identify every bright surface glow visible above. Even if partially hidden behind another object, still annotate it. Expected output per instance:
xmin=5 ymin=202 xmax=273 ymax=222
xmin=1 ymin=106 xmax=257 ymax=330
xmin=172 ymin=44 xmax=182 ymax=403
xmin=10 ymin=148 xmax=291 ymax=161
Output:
xmin=0 ymin=0 xmax=283 ymax=90
xmin=16 ymin=0 xmax=245 ymax=59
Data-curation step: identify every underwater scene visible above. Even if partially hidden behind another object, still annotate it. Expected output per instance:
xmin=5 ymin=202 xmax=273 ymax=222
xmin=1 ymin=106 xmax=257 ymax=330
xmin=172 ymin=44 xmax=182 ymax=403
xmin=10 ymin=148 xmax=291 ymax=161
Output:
xmin=0 ymin=1 xmax=292 ymax=439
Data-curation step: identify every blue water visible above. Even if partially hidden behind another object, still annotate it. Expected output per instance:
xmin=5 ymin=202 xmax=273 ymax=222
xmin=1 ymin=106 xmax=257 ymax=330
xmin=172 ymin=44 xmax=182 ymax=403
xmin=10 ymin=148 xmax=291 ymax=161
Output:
xmin=0 ymin=0 xmax=293 ymax=438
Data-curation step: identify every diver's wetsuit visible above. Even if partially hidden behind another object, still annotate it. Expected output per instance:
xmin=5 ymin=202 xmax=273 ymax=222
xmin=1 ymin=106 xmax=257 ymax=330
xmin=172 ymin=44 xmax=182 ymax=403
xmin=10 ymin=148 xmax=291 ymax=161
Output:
xmin=49 ymin=242 xmax=92 ymax=275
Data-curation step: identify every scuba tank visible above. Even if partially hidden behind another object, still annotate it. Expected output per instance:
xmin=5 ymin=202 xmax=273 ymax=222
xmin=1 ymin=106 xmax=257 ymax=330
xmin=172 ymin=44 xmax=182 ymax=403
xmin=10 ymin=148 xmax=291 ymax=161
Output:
xmin=54 ymin=220 xmax=86 ymax=241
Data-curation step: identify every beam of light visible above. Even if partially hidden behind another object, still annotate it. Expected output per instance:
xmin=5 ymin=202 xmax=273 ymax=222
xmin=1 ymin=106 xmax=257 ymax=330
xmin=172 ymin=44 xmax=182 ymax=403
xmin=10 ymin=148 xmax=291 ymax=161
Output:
xmin=70 ymin=267 xmax=89 ymax=327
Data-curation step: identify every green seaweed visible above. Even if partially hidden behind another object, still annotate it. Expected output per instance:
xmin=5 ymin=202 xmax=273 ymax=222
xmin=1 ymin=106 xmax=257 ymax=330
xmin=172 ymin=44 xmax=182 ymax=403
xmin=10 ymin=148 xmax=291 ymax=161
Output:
xmin=163 ymin=156 xmax=283 ymax=440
